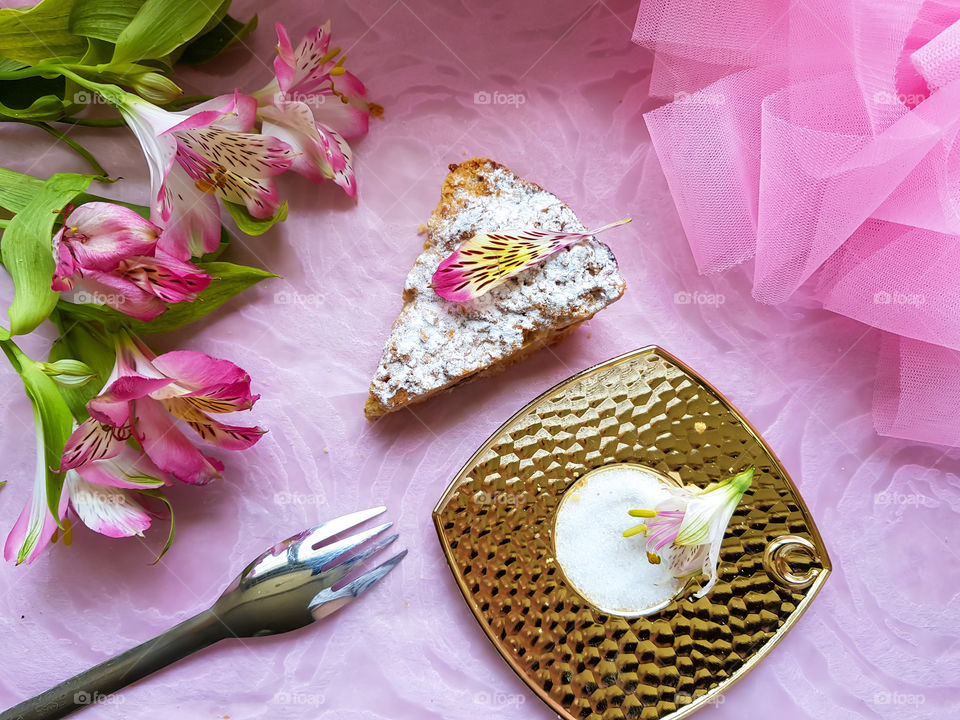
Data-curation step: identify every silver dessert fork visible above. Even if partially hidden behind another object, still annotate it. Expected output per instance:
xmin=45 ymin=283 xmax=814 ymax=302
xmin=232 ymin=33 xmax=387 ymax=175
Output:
xmin=1 ymin=507 xmax=405 ymax=720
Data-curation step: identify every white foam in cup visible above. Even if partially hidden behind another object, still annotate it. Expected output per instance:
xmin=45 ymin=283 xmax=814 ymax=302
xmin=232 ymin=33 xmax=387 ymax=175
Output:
xmin=553 ymin=464 xmax=683 ymax=616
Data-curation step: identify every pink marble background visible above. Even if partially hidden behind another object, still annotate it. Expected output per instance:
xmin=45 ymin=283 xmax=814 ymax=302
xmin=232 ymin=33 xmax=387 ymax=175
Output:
xmin=0 ymin=1 xmax=958 ymax=718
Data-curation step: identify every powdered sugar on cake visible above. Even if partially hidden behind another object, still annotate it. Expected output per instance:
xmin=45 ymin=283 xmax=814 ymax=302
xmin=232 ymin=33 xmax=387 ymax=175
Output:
xmin=368 ymin=161 xmax=625 ymax=412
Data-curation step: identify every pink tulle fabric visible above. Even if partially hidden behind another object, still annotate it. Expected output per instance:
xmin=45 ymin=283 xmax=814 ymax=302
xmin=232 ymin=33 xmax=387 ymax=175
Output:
xmin=633 ymin=0 xmax=960 ymax=446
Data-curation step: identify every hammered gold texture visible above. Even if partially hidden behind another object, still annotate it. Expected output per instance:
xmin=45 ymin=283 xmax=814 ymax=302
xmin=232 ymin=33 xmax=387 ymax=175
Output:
xmin=433 ymin=346 xmax=830 ymax=720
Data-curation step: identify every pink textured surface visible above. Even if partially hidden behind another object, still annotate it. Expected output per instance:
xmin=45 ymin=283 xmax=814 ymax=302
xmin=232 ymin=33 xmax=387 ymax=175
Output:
xmin=0 ymin=1 xmax=958 ymax=718
xmin=634 ymin=0 xmax=960 ymax=448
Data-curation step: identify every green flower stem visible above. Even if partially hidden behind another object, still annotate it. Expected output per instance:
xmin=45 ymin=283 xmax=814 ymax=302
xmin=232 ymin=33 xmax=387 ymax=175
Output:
xmin=28 ymin=122 xmax=110 ymax=177
xmin=0 ymin=336 xmax=30 ymax=375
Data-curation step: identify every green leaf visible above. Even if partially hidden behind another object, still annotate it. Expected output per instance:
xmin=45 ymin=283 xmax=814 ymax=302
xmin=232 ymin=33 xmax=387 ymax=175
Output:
xmin=5 ymin=173 xmax=96 ymax=335
xmin=138 ymin=487 xmax=175 ymax=563
xmin=179 ymin=12 xmax=257 ymax=65
xmin=49 ymin=315 xmax=115 ymax=419
xmin=0 ymin=167 xmax=46 ymax=213
xmin=0 ymin=0 xmax=88 ymax=65
xmin=0 ymin=57 xmax=25 ymax=72
xmin=19 ymin=358 xmax=73 ymax=531
xmin=112 ymin=0 xmax=225 ymax=64
xmin=223 ymin=199 xmax=288 ymax=236
xmin=69 ymin=0 xmax=144 ymax=43
xmin=57 ymin=260 xmax=276 ymax=333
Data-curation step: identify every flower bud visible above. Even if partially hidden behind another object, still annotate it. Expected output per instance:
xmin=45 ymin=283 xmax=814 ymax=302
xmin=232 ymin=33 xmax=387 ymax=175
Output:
xmin=39 ymin=359 xmax=97 ymax=387
xmin=131 ymin=73 xmax=182 ymax=104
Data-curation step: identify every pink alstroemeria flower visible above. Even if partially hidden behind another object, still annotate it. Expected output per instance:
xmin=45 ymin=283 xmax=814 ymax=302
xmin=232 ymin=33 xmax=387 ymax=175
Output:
xmin=51 ymin=202 xmax=211 ymax=321
xmin=59 ymin=332 xmax=264 ymax=486
xmin=254 ymin=22 xmax=369 ymax=197
xmin=51 ymin=202 xmax=160 ymax=277
xmin=117 ymin=91 xmax=294 ymax=259
xmin=4 ymin=445 xmax=167 ymax=564
xmin=63 ymin=446 xmax=168 ymax=539
xmin=623 ymin=467 xmax=755 ymax=598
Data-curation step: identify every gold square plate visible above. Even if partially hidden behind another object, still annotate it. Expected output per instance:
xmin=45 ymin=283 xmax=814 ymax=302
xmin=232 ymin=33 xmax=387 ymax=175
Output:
xmin=433 ymin=346 xmax=830 ymax=720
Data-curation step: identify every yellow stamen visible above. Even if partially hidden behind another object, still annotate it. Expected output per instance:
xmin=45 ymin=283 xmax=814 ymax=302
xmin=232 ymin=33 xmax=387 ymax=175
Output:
xmin=194 ymin=178 xmax=217 ymax=194
xmin=62 ymin=517 xmax=73 ymax=546
xmin=646 ymin=551 xmax=661 ymax=565
xmin=628 ymin=508 xmax=657 ymax=518
xmin=622 ymin=523 xmax=647 ymax=537
xmin=319 ymin=47 xmax=341 ymax=65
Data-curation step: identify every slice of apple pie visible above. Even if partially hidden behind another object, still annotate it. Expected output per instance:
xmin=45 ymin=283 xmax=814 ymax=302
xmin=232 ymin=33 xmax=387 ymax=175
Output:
xmin=364 ymin=158 xmax=626 ymax=419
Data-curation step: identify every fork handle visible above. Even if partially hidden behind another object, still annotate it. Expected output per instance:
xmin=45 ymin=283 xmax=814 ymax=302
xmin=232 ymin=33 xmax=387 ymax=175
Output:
xmin=1 ymin=608 xmax=227 ymax=720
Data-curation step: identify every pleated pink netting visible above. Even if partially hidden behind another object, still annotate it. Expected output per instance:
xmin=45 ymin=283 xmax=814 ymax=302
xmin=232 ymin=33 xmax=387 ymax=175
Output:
xmin=635 ymin=0 xmax=960 ymax=446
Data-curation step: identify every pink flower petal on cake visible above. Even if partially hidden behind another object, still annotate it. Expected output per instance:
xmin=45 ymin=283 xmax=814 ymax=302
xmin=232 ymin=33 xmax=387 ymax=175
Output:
xmin=432 ymin=218 xmax=632 ymax=302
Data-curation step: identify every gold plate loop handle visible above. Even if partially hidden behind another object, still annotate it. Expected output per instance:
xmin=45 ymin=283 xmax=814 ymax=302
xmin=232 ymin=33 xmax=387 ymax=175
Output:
xmin=763 ymin=535 xmax=822 ymax=589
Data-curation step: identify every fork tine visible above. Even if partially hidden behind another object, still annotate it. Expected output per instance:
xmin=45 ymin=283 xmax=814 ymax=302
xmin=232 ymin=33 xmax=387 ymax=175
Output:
xmin=300 ymin=521 xmax=393 ymax=565
xmin=295 ymin=506 xmax=386 ymax=551
xmin=309 ymin=549 xmax=407 ymax=620
xmin=320 ymin=532 xmax=399 ymax=585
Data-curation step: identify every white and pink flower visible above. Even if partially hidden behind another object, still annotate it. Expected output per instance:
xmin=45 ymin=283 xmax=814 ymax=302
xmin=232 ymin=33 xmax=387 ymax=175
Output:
xmin=51 ymin=202 xmax=211 ymax=321
xmin=59 ymin=332 xmax=264 ymax=486
xmin=254 ymin=22 xmax=370 ymax=197
xmin=117 ymin=91 xmax=294 ymax=258
xmin=4 ymin=445 xmax=168 ymax=564
xmin=624 ymin=467 xmax=754 ymax=597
